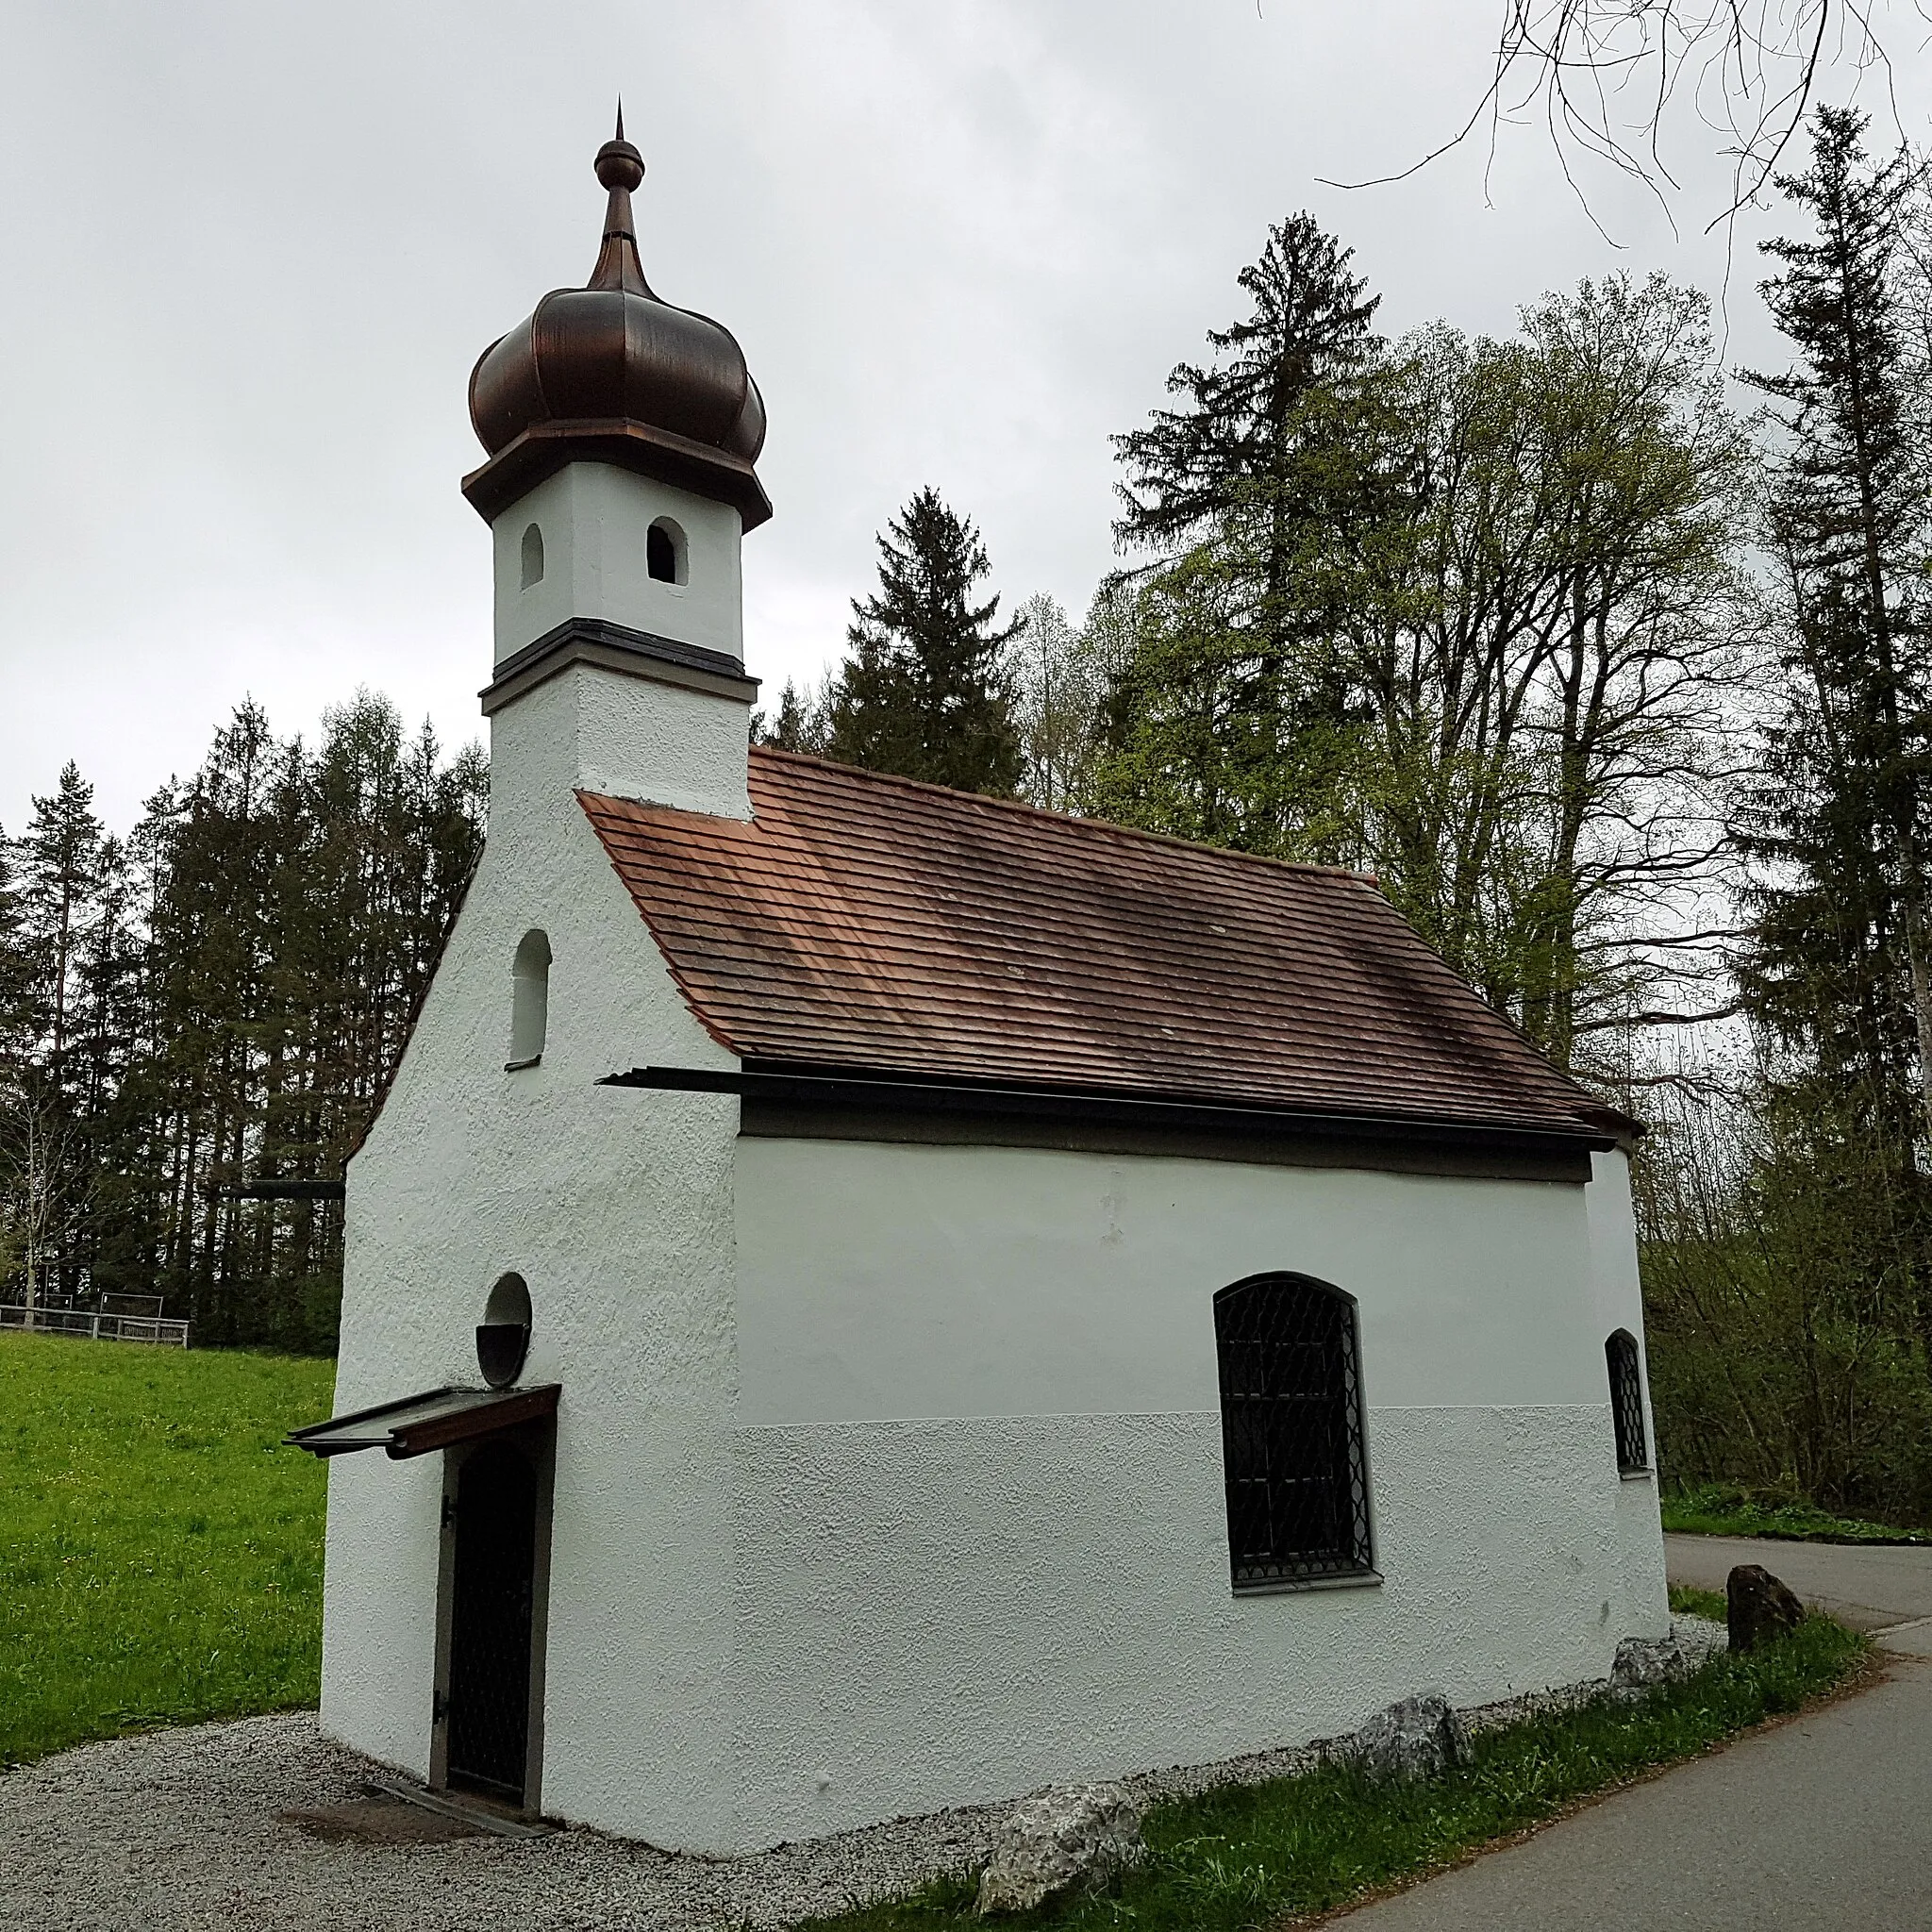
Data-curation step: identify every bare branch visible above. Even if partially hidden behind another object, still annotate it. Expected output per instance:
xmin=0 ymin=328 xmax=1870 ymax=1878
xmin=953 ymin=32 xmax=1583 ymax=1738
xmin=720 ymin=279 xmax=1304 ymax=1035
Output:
xmin=1574 ymin=997 xmax=1749 ymax=1031
xmin=1327 ymin=2 xmax=1894 ymax=227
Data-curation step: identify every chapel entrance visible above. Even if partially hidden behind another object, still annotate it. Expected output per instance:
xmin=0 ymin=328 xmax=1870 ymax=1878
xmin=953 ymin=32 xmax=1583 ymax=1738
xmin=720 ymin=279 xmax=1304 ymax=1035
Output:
xmin=442 ymin=1436 xmax=542 ymax=1805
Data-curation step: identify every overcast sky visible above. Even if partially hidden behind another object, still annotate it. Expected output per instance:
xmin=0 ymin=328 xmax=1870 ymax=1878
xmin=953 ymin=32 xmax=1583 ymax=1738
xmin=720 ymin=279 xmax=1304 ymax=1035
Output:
xmin=1 ymin=0 xmax=1921 ymax=836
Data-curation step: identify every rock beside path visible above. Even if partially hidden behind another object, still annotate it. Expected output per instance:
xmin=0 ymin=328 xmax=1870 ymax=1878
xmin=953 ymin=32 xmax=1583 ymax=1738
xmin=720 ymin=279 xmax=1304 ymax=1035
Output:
xmin=1728 ymin=1563 xmax=1805 ymax=1653
xmin=1348 ymin=1692 xmax=1473 ymax=1783
xmin=974 ymin=1783 xmax=1144 ymax=1916
xmin=1613 ymin=1629 xmax=1691 ymax=1690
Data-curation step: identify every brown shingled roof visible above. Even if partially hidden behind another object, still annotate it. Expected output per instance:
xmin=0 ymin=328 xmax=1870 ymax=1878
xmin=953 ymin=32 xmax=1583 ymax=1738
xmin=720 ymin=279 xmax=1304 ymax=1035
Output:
xmin=579 ymin=749 xmax=1622 ymax=1141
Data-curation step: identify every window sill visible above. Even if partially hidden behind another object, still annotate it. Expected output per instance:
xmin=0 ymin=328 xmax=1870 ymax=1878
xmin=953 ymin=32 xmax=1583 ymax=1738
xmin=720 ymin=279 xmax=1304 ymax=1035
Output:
xmin=1620 ymin=1468 xmax=1655 ymax=1483
xmin=504 ymin=1056 xmax=542 ymax=1073
xmin=1234 ymin=1569 xmax=1383 ymax=1598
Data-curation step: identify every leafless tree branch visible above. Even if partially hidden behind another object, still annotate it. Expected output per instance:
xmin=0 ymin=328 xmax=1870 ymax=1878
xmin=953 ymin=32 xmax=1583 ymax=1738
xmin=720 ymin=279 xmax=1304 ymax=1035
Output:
xmin=1323 ymin=2 xmax=1901 ymax=229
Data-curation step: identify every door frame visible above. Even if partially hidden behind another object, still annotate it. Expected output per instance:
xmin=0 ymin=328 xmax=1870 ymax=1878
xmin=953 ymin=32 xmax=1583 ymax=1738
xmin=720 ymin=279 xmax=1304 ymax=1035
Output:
xmin=428 ymin=1417 xmax=556 ymax=1816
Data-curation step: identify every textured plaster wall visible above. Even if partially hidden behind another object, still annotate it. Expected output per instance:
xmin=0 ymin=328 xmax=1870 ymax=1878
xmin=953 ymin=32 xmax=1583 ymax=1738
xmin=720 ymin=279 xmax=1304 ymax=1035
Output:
xmin=491 ymin=461 xmax=745 ymax=666
xmin=322 ymin=653 xmax=747 ymax=1846
xmin=729 ymin=1138 xmax=1671 ymax=1847
xmin=504 ymin=655 xmax=754 ymax=821
xmin=1584 ymin=1148 xmax=1670 ymax=1618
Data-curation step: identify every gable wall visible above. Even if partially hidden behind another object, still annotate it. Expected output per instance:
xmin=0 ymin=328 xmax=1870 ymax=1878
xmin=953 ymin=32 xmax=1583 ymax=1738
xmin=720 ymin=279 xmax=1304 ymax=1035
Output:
xmin=726 ymin=1134 xmax=1666 ymax=1848
xmin=322 ymin=666 xmax=744 ymax=1845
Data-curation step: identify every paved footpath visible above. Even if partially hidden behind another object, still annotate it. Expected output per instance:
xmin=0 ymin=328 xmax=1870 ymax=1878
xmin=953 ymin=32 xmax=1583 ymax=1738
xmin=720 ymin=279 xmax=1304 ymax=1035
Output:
xmin=1338 ymin=1535 xmax=1932 ymax=1929
xmin=1663 ymin=1529 xmax=1932 ymax=1631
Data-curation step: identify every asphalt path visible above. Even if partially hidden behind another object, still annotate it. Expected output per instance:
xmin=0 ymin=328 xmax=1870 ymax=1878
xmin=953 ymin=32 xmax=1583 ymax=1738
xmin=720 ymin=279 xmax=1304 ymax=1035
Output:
xmin=1335 ymin=1535 xmax=1932 ymax=1929
xmin=1663 ymin=1530 xmax=1932 ymax=1632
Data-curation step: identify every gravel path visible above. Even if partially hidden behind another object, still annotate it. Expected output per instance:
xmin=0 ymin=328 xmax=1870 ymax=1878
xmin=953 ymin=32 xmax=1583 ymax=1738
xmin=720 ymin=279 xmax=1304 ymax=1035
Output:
xmin=0 ymin=1623 xmax=1726 ymax=1932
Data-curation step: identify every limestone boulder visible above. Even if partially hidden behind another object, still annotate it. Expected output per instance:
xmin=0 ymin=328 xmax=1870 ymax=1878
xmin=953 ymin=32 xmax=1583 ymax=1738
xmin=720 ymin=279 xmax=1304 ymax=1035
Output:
xmin=1727 ymin=1563 xmax=1806 ymax=1653
xmin=974 ymin=1783 xmax=1145 ymax=1917
xmin=1612 ymin=1628 xmax=1691 ymax=1690
xmin=1348 ymin=1692 xmax=1472 ymax=1783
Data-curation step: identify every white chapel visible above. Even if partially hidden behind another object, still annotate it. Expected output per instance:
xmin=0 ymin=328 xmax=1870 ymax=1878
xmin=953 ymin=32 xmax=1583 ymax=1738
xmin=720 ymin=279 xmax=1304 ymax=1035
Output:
xmin=292 ymin=119 xmax=1669 ymax=1853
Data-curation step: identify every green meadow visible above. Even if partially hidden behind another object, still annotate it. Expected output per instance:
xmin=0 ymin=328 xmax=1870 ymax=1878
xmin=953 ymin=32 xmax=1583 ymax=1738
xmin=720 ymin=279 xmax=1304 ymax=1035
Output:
xmin=0 ymin=1331 xmax=335 ymax=1767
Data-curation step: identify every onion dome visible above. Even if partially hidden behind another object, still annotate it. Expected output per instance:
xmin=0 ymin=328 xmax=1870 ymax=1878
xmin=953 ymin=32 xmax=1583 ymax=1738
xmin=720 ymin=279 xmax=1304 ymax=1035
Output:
xmin=463 ymin=111 xmax=771 ymax=529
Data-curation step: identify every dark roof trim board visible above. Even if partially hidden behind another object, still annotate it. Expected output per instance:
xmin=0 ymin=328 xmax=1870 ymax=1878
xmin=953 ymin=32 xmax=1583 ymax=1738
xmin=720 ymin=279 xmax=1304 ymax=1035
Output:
xmin=222 ymin=1178 xmax=347 ymax=1202
xmin=604 ymin=1062 xmax=1612 ymax=1182
xmin=480 ymin=617 xmax=758 ymax=717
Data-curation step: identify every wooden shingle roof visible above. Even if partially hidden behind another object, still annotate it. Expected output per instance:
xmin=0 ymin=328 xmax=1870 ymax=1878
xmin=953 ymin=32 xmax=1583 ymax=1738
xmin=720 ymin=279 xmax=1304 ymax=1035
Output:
xmin=580 ymin=749 xmax=1624 ymax=1143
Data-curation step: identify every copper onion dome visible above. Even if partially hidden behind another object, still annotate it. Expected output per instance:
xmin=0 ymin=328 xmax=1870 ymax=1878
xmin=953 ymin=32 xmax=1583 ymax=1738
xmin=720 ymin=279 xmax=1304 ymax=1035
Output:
xmin=462 ymin=111 xmax=771 ymax=529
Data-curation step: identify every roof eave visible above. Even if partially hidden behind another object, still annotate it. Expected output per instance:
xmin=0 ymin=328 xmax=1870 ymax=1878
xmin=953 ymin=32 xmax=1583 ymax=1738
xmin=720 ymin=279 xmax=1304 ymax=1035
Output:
xmin=601 ymin=1059 xmax=1623 ymax=1159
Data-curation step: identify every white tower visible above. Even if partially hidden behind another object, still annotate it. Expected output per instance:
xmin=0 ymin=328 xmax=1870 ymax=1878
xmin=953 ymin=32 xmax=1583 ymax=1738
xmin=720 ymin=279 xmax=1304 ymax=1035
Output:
xmin=463 ymin=114 xmax=770 ymax=820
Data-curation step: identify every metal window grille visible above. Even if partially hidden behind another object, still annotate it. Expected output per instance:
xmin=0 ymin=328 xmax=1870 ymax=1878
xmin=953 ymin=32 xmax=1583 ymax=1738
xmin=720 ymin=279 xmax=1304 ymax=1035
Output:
xmin=1214 ymin=1273 xmax=1373 ymax=1588
xmin=1607 ymin=1330 xmax=1648 ymax=1473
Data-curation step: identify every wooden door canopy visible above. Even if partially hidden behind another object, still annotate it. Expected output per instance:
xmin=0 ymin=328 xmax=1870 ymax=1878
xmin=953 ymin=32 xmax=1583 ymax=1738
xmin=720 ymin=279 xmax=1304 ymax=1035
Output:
xmin=287 ymin=1385 xmax=559 ymax=1460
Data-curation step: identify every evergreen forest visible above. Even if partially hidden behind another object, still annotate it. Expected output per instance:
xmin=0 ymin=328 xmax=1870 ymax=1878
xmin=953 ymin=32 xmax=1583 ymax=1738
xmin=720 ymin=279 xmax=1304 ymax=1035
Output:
xmin=10 ymin=105 xmax=1932 ymax=1527
xmin=0 ymin=697 xmax=484 ymax=1352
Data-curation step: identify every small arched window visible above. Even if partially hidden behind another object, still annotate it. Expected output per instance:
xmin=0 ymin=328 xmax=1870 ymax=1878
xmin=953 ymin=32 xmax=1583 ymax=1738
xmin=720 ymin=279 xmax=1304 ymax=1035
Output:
xmin=1607 ymin=1330 xmax=1649 ymax=1474
xmin=507 ymin=929 xmax=550 ymax=1070
xmin=646 ymin=516 xmax=688 ymax=585
xmin=1215 ymin=1273 xmax=1373 ymax=1589
xmin=520 ymin=523 xmax=545 ymax=590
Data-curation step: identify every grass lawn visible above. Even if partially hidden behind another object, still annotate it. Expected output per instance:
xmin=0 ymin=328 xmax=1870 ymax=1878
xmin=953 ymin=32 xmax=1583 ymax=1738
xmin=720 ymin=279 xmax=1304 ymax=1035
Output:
xmin=797 ymin=1616 xmax=1868 ymax=1932
xmin=0 ymin=1331 xmax=335 ymax=1768
xmin=1661 ymin=1482 xmax=1927 ymax=1545
xmin=1667 ymin=1583 xmax=1729 ymax=1623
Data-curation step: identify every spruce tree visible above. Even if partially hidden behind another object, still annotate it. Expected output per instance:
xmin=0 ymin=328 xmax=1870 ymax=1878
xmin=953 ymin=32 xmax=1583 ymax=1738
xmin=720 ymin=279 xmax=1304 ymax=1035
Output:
xmin=826 ymin=488 xmax=1022 ymax=796
xmin=19 ymin=762 xmax=107 ymax=1076
xmin=1737 ymin=107 xmax=1932 ymax=1152
xmin=0 ymin=832 xmax=32 ymax=1064
xmin=754 ymin=676 xmax=832 ymax=756
xmin=1100 ymin=216 xmax=1389 ymax=870
xmin=1113 ymin=213 xmax=1382 ymax=638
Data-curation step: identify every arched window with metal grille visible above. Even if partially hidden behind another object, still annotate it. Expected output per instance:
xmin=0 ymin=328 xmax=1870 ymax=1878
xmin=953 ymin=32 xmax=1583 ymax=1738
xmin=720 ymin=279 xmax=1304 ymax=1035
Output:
xmin=1606 ymin=1329 xmax=1649 ymax=1474
xmin=1214 ymin=1272 xmax=1374 ymax=1589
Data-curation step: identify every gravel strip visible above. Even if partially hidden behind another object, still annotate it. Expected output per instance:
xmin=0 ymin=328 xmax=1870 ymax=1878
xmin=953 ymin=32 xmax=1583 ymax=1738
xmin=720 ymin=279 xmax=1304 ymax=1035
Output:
xmin=0 ymin=1624 xmax=1733 ymax=1932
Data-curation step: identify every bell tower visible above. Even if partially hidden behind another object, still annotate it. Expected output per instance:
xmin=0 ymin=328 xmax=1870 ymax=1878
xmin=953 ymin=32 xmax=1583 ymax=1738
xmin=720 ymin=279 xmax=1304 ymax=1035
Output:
xmin=464 ymin=113 xmax=770 ymax=820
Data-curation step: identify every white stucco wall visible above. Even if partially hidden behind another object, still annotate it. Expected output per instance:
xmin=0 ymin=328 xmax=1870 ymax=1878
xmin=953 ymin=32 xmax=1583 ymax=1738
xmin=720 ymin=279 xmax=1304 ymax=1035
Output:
xmin=323 ymin=659 xmax=748 ymax=1847
xmin=497 ymin=652 xmax=754 ymax=822
xmin=1584 ymin=1147 xmax=1669 ymax=1620
xmin=491 ymin=461 xmax=745 ymax=665
xmin=727 ymin=1136 xmax=1669 ymax=1847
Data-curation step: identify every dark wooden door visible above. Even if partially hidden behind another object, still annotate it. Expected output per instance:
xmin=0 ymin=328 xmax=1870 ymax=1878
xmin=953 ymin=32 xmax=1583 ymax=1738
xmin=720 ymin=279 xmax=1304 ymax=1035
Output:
xmin=445 ymin=1439 xmax=538 ymax=1803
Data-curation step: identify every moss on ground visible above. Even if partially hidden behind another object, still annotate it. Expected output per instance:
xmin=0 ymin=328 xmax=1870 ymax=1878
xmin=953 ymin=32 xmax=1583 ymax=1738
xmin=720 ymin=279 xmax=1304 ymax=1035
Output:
xmin=0 ymin=1332 xmax=334 ymax=1767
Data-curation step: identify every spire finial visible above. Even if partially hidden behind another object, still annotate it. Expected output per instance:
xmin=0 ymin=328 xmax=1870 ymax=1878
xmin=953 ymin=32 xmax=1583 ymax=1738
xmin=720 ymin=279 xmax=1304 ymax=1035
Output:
xmin=590 ymin=108 xmax=649 ymax=295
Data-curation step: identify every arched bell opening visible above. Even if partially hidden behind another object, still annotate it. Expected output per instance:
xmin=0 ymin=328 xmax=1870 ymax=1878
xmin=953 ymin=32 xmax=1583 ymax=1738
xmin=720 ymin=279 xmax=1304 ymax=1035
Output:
xmin=646 ymin=516 xmax=688 ymax=585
